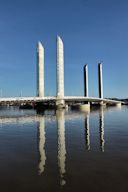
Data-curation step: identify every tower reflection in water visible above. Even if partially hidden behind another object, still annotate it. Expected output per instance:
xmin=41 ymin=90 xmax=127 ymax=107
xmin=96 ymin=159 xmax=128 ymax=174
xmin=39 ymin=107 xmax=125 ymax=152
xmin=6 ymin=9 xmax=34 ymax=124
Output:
xmin=85 ymin=107 xmax=105 ymax=152
xmin=99 ymin=107 xmax=105 ymax=152
xmin=56 ymin=109 xmax=66 ymax=186
xmin=85 ymin=114 xmax=90 ymax=151
xmin=37 ymin=108 xmax=105 ymax=182
xmin=38 ymin=110 xmax=66 ymax=186
xmin=38 ymin=116 xmax=46 ymax=175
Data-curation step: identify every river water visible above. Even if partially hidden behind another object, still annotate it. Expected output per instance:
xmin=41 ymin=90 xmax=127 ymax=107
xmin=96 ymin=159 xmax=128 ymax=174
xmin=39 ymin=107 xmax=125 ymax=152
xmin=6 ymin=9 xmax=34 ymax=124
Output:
xmin=0 ymin=106 xmax=128 ymax=192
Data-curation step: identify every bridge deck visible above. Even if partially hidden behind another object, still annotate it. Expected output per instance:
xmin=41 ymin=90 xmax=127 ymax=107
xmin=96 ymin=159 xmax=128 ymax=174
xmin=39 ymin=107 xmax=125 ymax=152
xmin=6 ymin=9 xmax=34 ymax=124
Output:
xmin=0 ymin=96 xmax=123 ymax=104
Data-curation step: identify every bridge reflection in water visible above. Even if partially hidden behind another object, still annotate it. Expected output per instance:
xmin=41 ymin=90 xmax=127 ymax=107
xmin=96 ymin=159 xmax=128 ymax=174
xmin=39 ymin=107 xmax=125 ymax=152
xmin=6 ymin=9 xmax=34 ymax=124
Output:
xmin=0 ymin=106 xmax=127 ymax=192
xmin=37 ymin=107 xmax=106 ymax=186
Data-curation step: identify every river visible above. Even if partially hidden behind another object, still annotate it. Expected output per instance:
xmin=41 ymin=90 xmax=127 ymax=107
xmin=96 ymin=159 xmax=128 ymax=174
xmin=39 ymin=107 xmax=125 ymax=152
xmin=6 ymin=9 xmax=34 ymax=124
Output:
xmin=0 ymin=105 xmax=128 ymax=192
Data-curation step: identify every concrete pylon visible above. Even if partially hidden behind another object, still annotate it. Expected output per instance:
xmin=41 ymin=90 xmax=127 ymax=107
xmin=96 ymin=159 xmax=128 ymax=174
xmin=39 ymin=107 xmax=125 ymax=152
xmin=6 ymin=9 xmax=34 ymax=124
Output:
xmin=84 ymin=64 xmax=89 ymax=97
xmin=37 ymin=42 xmax=44 ymax=97
xmin=79 ymin=64 xmax=90 ymax=110
xmin=56 ymin=36 xmax=65 ymax=108
xmin=98 ymin=63 xmax=103 ymax=99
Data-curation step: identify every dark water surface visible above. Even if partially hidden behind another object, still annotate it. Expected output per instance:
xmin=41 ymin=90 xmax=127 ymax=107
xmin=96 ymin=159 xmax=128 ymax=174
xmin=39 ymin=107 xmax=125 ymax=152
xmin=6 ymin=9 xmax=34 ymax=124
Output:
xmin=0 ymin=106 xmax=128 ymax=192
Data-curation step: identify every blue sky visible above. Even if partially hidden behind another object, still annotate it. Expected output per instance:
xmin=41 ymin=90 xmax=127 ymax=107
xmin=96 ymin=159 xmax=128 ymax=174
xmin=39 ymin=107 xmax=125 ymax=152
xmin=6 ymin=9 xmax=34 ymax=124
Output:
xmin=0 ymin=0 xmax=128 ymax=98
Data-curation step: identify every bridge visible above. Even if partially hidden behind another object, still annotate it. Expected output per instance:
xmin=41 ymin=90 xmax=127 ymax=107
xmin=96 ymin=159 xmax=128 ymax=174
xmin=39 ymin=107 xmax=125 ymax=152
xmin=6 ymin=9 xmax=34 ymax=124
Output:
xmin=0 ymin=36 xmax=123 ymax=109
xmin=0 ymin=96 xmax=122 ymax=104
xmin=0 ymin=96 xmax=123 ymax=106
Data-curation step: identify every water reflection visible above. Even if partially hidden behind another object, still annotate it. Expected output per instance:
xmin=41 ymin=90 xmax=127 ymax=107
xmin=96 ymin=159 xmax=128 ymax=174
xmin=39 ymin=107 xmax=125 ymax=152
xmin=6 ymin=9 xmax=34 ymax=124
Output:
xmin=0 ymin=106 xmax=128 ymax=192
xmin=85 ymin=114 xmax=90 ymax=151
xmin=0 ymin=107 xmax=106 ymax=179
xmin=99 ymin=107 xmax=105 ymax=152
xmin=38 ymin=116 xmax=46 ymax=175
xmin=56 ymin=110 xmax=66 ymax=186
xmin=84 ymin=107 xmax=105 ymax=152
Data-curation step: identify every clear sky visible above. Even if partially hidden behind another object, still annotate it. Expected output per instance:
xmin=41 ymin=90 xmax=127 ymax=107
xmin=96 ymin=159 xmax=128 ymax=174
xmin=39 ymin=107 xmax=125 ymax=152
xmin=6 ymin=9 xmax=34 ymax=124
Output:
xmin=0 ymin=0 xmax=128 ymax=98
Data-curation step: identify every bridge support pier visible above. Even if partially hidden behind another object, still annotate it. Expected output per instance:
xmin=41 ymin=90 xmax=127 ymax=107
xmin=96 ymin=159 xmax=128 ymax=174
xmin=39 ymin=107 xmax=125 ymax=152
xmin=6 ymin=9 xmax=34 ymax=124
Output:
xmin=79 ymin=103 xmax=90 ymax=112
xmin=115 ymin=102 xmax=122 ymax=107
xmin=56 ymin=98 xmax=65 ymax=109
xmin=99 ymin=101 xmax=106 ymax=106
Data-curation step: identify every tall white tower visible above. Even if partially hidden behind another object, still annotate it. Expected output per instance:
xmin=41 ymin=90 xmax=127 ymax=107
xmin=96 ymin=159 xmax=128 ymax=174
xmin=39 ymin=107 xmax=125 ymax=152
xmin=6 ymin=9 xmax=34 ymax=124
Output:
xmin=98 ymin=63 xmax=103 ymax=99
xmin=37 ymin=42 xmax=44 ymax=97
xmin=57 ymin=36 xmax=64 ymax=98
xmin=84 ymin=64 xmax=89 ymax=97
